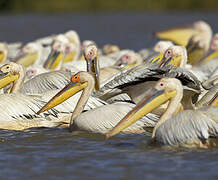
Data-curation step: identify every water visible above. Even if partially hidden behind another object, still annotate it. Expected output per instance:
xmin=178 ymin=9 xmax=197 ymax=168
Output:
xmin=1 ymin=12 xmax=218 ymax=179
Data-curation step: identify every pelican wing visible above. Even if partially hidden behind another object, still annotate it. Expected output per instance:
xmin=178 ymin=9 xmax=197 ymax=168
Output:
xmin=155 ymin=107 xmax=218 ymax=146
xmin=94 ymin=62 xmax=159 ymax=97
xmin=95 ymin=64 xmax=201 ymax=99
xmin=73 ymin=102 xmax=159 ymax=134
xmin=0 ymin=89 xmax=106 ymax=130
xmin=22 ymin=71 xmax=72 ymax=94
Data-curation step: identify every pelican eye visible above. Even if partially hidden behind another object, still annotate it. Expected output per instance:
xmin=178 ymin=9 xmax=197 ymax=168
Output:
xmin=71 ymin=75 xmax=80 ymax=82
xmin=165 ymin=49 xmax=172 ymax=58
xmin=160 ymin=83 xmax=164 ymax=86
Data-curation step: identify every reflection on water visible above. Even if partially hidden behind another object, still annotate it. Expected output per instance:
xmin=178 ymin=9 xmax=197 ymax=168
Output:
xmin=1 ymin=13 xmax=218 ymax=179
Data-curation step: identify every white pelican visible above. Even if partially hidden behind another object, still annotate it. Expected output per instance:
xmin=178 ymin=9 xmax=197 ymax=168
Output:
xmin=155 ymin=21 xmax=212 ymax=65
xmin=43 ymin=35 xmax=68 ymax=70
xmin=95 ymin=45 xmax=201 ymax=105
xmin=186 ymin=21 xmax=212 ymax=65
xmin=106 ymin=78 xmax=218 ymax=148
xmin=37 ymin=72 xmax=158 ymax=134
xmin=12 ymin=42 xmax=49 ymax=68
xmin=114 ymin=51 xmax=143 ymax=69
xmin=154 ymin=20 xmax=211 ymax=46
xmin=102 ymin=44 xmax=120 ymax=55
xmin=139 ymin=40 xmax=174 ymax=61
xmin=0 ymin=64 xmax=106 ymax=130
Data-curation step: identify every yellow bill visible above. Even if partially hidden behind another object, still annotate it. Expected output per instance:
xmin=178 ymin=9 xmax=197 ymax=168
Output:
xmin=154 ymin=25 xmax=199 ymax=46
xmin=37 ymin=81 xmax=88 ymax=114
xmin=0 ymin=52 xmax=5 ymax=63
xmin=63 ymin=52 xmax=76 ymax=63
xmin=152 ymin=53 xmax=182 ymax=68
xmin=105 ymin=88 xmax=177 ymax=139
xmin=44 ymin=50 xmax=64 ymax=70
xmin=14 ymin=52 xmax=38 ymax=67
xmin=86 ymin=56 xmax=100 ymax=91
xmin=0 ymin=71 xmax=19 ymax=89
xmin=209 ymin=93 xmax=218 ymax=107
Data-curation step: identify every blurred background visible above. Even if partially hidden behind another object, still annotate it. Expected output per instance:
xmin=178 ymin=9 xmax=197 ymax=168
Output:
xmin=0 ymin=0 xmax=217 ymax=49
xmin=1 ymin=0 xmax=218 ymax=12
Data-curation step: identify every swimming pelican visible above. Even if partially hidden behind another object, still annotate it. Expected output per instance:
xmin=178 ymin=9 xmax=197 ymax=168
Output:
xmin=154 ymin=20 xmax=211 ymax=46
xmin=102 ymin=44 xmax=120 ymax=55
xmin=188 ymin=34 xmax=218 ymax=81
xmin=0 ymin=62 xmax=69 ymax=94
xmin=12 ymin=42 xmax=48 ymax=67
xmin=106 ymin=78 xmax=218 ymax=148
xmin=186 ymin=22 xmax=212 ymax=65
xmin=139 ymin=40 xmax=174 ymax=61
xmin=114 ymin=51 xmax=143 ymax=69
xmin=43 ymin=35 xmax=68 ymax=70
xmin=0 ymin=64 xmax=105 ymax=130
xmin=37 ymin=72 xmax=158 ymax=134
xmin=95 ymin=45 xmax=200 ymax=105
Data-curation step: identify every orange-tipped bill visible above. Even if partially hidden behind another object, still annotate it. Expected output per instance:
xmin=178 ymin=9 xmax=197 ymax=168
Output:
xmin=105 ymin=88 xmax=177 ymax=139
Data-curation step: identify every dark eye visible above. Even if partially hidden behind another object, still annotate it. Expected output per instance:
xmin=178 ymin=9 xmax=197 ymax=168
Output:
xmin=160 ymin=83 xmax=163 ymax=86
xmin=6 ymin=66 xmax=9 ymax=69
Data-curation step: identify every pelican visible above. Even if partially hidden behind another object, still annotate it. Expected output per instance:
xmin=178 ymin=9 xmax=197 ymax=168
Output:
xmin=12 ymin=42 xmax=50 ymax=68
xmin=102 ymin=44 xmax=120 ymax=55
xmin=95 ymin=45 xmax=200 ymax=106
xmin=0 ymin=64 xmax=106 ymax=130
xmin=106 ymin=78 xmax=218 ymax=148
xmin=37 ymin=72 xmax=158 ymax=134
xmin=114 ymin=51 xmax=143 ymax=69
xmin=139 ymin=40 xmax=174 ymax=61
xmin=188 ymin=33 xmax=218 ymax=81
xmin=43 ymin=35 xmax=68 ymax=70
xmin=154 ymin=21 xmax=211 ymax=46
xmin=186 ymin=22 xmax=212 ymax=65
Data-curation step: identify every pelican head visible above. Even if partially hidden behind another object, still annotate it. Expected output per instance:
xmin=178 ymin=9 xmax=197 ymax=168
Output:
xmin=0 ymin=43 xmax=8 ymax=63
xmin=64 ymin=30 xmax=80 ymax=46
xmin=43 ymin=35 xmax=67 ymax=70
xmin=200 ymin=33 xmax=218 ymax=62
xmin=37 ymin=72 xmax=94 ymax=114
xmin=186 ymin=21 xmax=212 ymax=64
xmin=84 ymin=44 xmax=100 ymax=91
xmin=115 ymin=51 xmax=143 ymax=69
xmin=152 ymin=45 xmax=187 ymax=68
xmin=81 ymin=40 xmax=97 ymax=51
xmin=105 ymin=78 xmax=182 ymax=139
xmin=13 ymin=42 xmax=41 ymax=67
xmin=0 ymin=62 xmax=24 ymax=92
xmin=153 ymin=41 xmax=174 ymax=53
xmin=103 ymin=44 xmax=120 ymax=55
xmin=193 ymin=21 xmax=212 ymax=34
